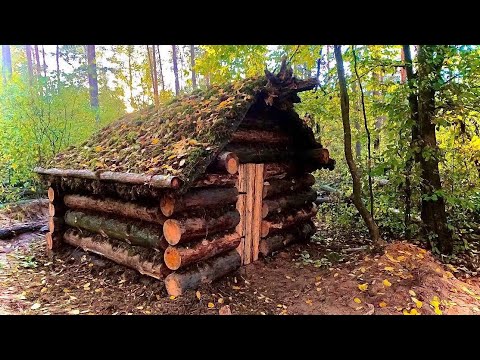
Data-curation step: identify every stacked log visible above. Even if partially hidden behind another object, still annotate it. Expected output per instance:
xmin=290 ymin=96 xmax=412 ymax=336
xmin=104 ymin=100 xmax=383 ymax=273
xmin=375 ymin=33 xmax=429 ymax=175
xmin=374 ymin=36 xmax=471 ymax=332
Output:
xmin=46 ymin=185 xmax=66 ymax=250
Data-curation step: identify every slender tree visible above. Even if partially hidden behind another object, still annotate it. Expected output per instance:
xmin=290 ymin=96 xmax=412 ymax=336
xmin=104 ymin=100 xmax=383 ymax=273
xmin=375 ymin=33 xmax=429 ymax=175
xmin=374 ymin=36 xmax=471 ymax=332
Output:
xmin=334 ymin=45 xmax=381 ymax=243
xmin=190 ymin=45 xmax=197 ymax=89
xmin=41 ymin=45 xmax=47 ymax=77
xmin=2 ymin=45 xmax=12 ymax=82
xmin=172 ymin=45 xmax=180 ymax=95
xmin=157 ymin=45 xmax=165 ymax=91
xmin=86 ymin=45 xmax=99 ymax=122
xmin=151 ymin=45 xmax=159 ymax=108
xmin=56 ymin=45 xmax=61 ymax=89
xmin=26 ymin=45 xmax=34 ymax=85
xmin=34 ymin=45 xmax=41 ymax=76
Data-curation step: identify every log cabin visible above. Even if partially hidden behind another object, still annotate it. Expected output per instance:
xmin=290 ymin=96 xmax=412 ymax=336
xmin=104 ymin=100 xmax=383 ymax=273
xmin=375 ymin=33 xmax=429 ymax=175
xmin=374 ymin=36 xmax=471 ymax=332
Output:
xmin=34 ymin=63 xmax=335 ymax=296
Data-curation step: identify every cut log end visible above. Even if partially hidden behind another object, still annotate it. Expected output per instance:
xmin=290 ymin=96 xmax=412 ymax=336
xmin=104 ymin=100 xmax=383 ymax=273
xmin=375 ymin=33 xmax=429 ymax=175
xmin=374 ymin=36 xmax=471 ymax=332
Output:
xmin=48 ymin=202 xmax=55 ymax=217
xmin=164 ymin=247 xmax=182 ymax=270
xmin=226 ymin=157 xmax=239 ymax=174
xmin=165 ymin=276 xmax=183 ymax=296
xmin=160 ymin=196 xmax=175 ymax=217
xmin=45 ymin=232 xmax=53 ymax=250
xmin=171 ymin=177 xmax=182 ymax=189
xmin=261 ymin=222 xmax=270 ymax=238
xmin=164 ymin=219 xmax=182 ymax=245
xmin=262 ymin=203 xmax=269 ymax=219
xmin=47 ymin=187 xmax=55 ymax=202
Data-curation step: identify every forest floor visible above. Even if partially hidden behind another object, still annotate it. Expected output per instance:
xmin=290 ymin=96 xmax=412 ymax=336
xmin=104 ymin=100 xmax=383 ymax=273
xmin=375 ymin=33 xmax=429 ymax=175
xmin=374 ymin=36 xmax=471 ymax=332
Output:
xmin=1 ymin=200 xmax=480 ymax=315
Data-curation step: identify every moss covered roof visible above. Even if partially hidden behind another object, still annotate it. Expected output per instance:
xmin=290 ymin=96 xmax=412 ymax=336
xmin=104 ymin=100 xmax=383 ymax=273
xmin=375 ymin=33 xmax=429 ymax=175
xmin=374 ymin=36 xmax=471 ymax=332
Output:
xmin=48 ymin=73 xmax=317 ymax=191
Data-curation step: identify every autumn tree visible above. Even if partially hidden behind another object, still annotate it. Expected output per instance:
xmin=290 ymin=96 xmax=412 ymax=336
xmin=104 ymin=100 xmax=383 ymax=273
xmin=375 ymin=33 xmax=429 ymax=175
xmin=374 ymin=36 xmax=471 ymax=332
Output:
xmin=172 ymin=45 xmax=180 ymax=95
xmin=334 ymin=45 xmax=381 ymax=243
xmin=86 ymin=45 xmax=99 ymax=122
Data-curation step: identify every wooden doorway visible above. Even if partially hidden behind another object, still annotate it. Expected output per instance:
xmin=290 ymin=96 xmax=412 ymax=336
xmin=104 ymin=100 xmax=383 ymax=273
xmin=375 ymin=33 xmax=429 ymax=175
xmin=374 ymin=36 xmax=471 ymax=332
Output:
xmin=236 ymin=163 xmax=264 ymax=265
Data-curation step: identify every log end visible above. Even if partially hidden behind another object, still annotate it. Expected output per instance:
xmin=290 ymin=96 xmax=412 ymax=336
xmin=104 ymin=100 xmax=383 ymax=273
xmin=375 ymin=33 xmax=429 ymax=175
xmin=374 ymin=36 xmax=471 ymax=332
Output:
xmin=261 ymin=221 xmax=270 ymax=238
xmin=164 ymin=219 xmax=182 ymax=245
xmin=226 ymin=157 xmax=239 ymax=174
xmin=261 ymin=203 xmax=268 ymax=219
xmin=160 ymin=196 xmax=175 ymax=217
xmin=47 ymin=187 xmax=55 ymax=202
xmin=164 ymin=247 xmax=181 ymax=270
xmin=48 ymin=202 xmax=55 ymax=217
xmin=164 ymin=274 xmax=183 ymax=296
xmin=45 ymin=232 xmax=53 ymax=250
xmin=171 ymin=177 xmax=182 ymax=189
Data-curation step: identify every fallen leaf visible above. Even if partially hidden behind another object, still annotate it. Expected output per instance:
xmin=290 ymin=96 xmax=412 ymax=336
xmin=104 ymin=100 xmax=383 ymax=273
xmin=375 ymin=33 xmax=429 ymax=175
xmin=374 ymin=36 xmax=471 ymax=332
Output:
xmin=365 ymin=303 xmax=375 ymax=315
xmin=434 ymin=307 xmax=443 ymax=315
xmin=195 ymin=291 xmax=201 ymax=300
xmin=412 ymin=297 xmax=423 ymax=308
xmin=396 ymin=255 xmax=406 ymax=262
xmin=333 ymin=273 xmax=339 ymax=278
xmin=430 ymin=296 xmax=440 ymax=308
xmin=305 ymin=299 xmax=313 ymax=306
xmin=151 ymin=138 xmax=160 ymax=145
xmin=379 ymin=301 xmax=387 ymax=308
xmin=232 ymin=286 xmax=241 ymax=290
xmin=360 ymin=267 xmax=366 ymax=273
xmin=358 ymin=283 xmax=368 ymax=292
xmin=355 ymin=306 xmax=363 ymax=311
xmin=31 ymin=303 xmax=41 ymax=310
xmin=95 ymin=146 xmax=103 ymax=152
xmin=218 ymin=298 xmax=224 ymax=304
xmin=169 ymin=295 xmax=176 ymax=300
xmin=354 ymin=298 xmax=362 ymax=304
xmin=403 ymin=308 xmax=419 ymax=315
xmin=69 ymin=309 xmax=80 ymax=315
xmin=447 ymin=264 xmax=458 ymax=273
xmin=383 ymin=279 xmax=392 ymax=287
xmin=40 ymin=287 xmax=47 ymax=293
xmin=409 ymin=289 xmax=416 ymax=297
xmin=443 ymin=271 xmax=454 ymax=279
xmin=207 ymin=302 xmax=215 ymax=309
xmin=384 ymin=266 xmax=394 ymax=272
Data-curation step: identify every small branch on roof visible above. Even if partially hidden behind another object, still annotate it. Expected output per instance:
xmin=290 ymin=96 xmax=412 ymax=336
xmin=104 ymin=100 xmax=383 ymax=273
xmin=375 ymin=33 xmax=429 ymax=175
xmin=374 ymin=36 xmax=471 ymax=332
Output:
xmin=34 ymin=167 xmax=182 ymax=189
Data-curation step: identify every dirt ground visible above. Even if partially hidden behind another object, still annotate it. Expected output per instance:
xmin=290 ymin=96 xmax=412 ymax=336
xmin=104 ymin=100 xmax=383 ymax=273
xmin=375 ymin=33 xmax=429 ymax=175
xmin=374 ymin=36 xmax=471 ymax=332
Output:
xmin=1 ymin=201 xmax=480 ymax=315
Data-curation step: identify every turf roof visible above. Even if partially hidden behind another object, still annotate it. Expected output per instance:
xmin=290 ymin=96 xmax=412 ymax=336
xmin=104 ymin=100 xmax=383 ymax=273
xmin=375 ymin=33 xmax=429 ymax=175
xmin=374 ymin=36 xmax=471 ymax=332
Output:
xmin=48 ymin=74 xmax=316 ymax=191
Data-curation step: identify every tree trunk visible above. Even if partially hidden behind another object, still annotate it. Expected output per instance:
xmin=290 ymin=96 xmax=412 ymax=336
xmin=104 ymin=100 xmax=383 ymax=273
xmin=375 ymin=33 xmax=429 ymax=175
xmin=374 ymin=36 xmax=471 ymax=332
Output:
xmin=403 ymin=44 xmax=420 ymax=239
xmin=127 ymin=45 xmax=134 ymax=109
xmin=262 ymin=189 xmax=317 ymax=218
xmin=86 ymin=45 xmax=99 ymax=122
xmin=164 ymin=250 xmax=241 ymax=296
xmin=64 ymin=210 xmax=169 ymax=250
xmin=64 ymin=194 xmax=167 ymax=224
xmin=261 ymin=205 xmax=317 ymax=238
xmin=2 ymin=45 xmax=12 ymax=82
xmin=164 ymin=232 xmax=241 ymax=270
xmin=172 ymin=45 xmax=180 ymax=95
xmin=259 ymin=221 xmax=315 ymax=256
xmin=149 ymin=45 xmax=159 ymax=108
xmin=160 ymin=187 xmax=238 ymax=217
xmin=157 ymin=45 xmax=165 ymax=91
xmin=34 ymin=45 xmax=41 ymax=76
xmin=63 ymin=228 xmax=170 ymax=280
xmin=417 ymin=45 xmax=452 ymax=254
xmin=41 ymin=45 xmax=47 ymax=77
xmin=163 ymin=210 xmax=240 ymax=245
xmin=26 ymin=45 xmax=33 ymax=85
xmin=334 ymin=45 xmax=380 ymax=243
xmin=0 ymin=222 xmax=46 ymax=240
xmin=400 ymin=46 xmax=407 ymax=84
xmin=56 ymin=45 xmax=60 ymax=89
xmin=263 ymin=173 xmax=315 ymax=199
xmin=231 ymin=129 xmax=291 ymax=145
xmin=206 ymin=152 xmax=239 ymax=175
xmin=190 ymin=45 xmax=196 ymax=89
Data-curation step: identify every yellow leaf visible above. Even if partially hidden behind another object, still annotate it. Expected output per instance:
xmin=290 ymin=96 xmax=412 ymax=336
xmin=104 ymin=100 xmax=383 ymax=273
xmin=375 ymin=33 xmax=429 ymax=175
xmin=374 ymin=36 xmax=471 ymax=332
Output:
xmin=412 ymin=297 xmax=423 ymax=308
xmin=188 ymin=139 xmax=199 ymax=146
xmin=354 ymin=298 xmax=362 ymax=304
xmin=83 ymin=282 xmax=90 ymax=289
xmin=386 ymin=254 xmax=399 ymax=263
xmin=195 ymin=291 xmax=201 ymax=300
xmin=417 ymin=253 xmax=424 ymax=259
xmin=384 ymin=266 xmax=394 ymax=272
xmin=435 ymin=268 xmax=442 ymax=273
xmin=218 ymin=298 xmax=224 ymax=304
xmin=410 ymin=308 xmax=419 ymax=315
xmin=151 ymin=138 xmax=160 ymax=145
xmin=383 ymin=279 xmax=392 ymax=287
xmin=409 ymin=289 xmax=416 ymax=297
xmin=444 ymin=271 xmax=454 ymax=279
xmin=305 ymin=299 xmax=313 ymax=306
xmin=169 ymin=295 xmax=176 ymax=300
xmin=360 ymin=267 xmax=366 ymax=273
xmin=447 ymin=264 xmax=458 ymax=273
xmin=434 ymin=307 xmax=443 ymax=315
xmin=397 ymin=256 xmax=406 ymax=262
xmin=461 ymin=286 xmax=476 ymax=296
xmin=95 ymin=146 xmax=103 ymax=152
xmin=40 ymin=287 xmax=47 ymax=293
xmin=379 ymin=301 xmax=387 ymax=308
xmin=430 ymin=296 xmax=440 ymax=308
xmin=207 ymin=302 xmax=215 ymax=308
xmin=358 ymin=283 xmax=368 ymax=292
xmin=69 ymin=309 xmax=80 ymax=315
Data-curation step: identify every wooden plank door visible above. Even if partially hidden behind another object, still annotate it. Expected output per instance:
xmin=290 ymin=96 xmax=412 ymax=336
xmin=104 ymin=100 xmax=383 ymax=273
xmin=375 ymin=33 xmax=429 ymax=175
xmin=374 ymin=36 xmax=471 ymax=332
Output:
xmin=236 ymin=163 xmax=264 ymax=265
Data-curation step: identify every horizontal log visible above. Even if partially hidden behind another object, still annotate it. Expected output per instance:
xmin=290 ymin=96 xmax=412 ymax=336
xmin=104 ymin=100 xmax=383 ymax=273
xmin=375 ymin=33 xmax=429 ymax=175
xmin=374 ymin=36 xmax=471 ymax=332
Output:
xmin=64 ymin=210 xmax=168 ymax=250
xmin=164 ymin=250 xmax=241 ymax=296
xmin=63 ymin=228 xmax=170 ymax=280
xmin=207 ymin=152 xmax=239 ymax=175
xmin=263 ymin=173 xmax=315 ymax=199
xmin=261 ymin=204 xmax=317 ymax=238
xmin=259 ymin=221 xmax=315 ymax=256
xmin=239 ymin=116 xmax=283 ymax=131
xmin=35 ymin=167 xmax=182 ymax=189
xmin=262 ymin=189 xmax=317 ymax=218
xmin=160 ymin=187 xmax=238 ymax=217
xmin=192 ymin=173 xmax=237 ymax=188
xmin=0 ymin=222 xmax=46 ymax=240
xmin=231 ymin=129 xmax=291 ymax=145
xmin=163 ymin=210 xmax=240 ymax=246
xmin=304 ymin=148 xmax=330 ymax=164
xmin=64 ymin=194 xmax=167 ymax=225
xmin=164 ymin=232 xmax=241 ymax=270
xmin=224 ymin=144 xmax=294 ymax=164
xmin=263 ymin=163 xmax=301 ymax=178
